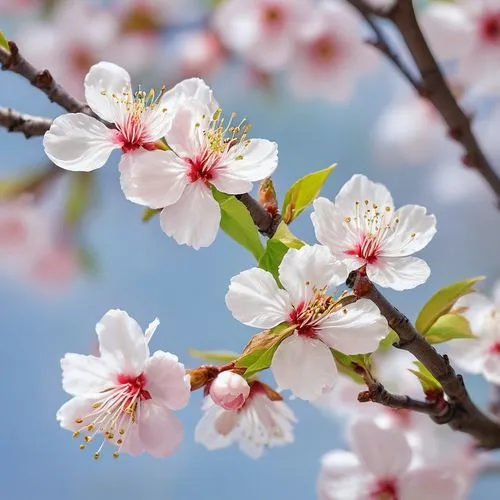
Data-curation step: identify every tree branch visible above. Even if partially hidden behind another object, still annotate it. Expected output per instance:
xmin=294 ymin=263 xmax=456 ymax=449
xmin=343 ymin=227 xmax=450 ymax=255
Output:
xmin=0 ymin=107 xmax=52 ymax=137
xmin=236 ymin=193 xmax=282 ymax=238
xmin=348 ymin=0 xmax=500 ymax=206
xmin=347 ymin=270 xmax=500 ymax=449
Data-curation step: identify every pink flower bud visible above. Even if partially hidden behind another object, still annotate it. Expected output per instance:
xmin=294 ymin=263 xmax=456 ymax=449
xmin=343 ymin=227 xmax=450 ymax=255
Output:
xmin=209 ymin=371 xmax=250 ymax=410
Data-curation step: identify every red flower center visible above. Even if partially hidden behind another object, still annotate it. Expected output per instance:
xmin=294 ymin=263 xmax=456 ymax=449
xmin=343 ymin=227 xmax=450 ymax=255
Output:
xmin=115 ymin=116 xmax=157 ymax=153
xmin=480 ymin=12 xmax=500 ymax=43
xmin=310 ymin=35 xmax=337 ymax=63
xmin=186 ymin=152 xmax=217 ymax=184
xmin=117 ymin=372 xmax=152 ymax=403
xmin=490 ymin=342 xmax=500 ymax=354
xmin=289 ymin=295 xmax=336 ymax=337
xmin=345 ymin=233 xmax=380 ymax=264
xmin=370 ymin=478 xmax=399 ymax=500
xmin=261 ymin=3 xmax=285 ymax=30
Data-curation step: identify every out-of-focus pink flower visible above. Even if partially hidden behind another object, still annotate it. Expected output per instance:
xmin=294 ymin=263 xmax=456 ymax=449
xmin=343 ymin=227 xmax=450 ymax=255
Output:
xmin=288 ymin=1 xmax=379 ymax=102
xmin=213 ymin=0 xmax=310 ymax=71
xmin=0 ymin=0 xmax=40 ymax=14
xmin=209 ymin=371 xmax=250 ymax=410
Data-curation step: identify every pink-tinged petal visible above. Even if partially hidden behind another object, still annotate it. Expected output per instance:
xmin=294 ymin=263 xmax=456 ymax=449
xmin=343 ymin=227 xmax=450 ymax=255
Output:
xmin=160 ymin=77 xmax=218 ymax=116
xmin=400 ymin=468 xmax=465 ymax=500
xmin=119 ymin=150 xmax=188 ymax=208
xmin=61 ymin=353 xmax=114 ymax=397
xmin=144 ymin=318 xmax=160 ymax=344
xmin=350 ymin=419 xmax=411 ymax=477
xmin=43 ymin=113 xmax=118 ymax=172
xmin=311 ymin=197 xmax=359 ymax=256
xmin=56 ymin=397 xmax=94 ymax=432
xmin=95 ymin=309 xmax=149 ymax=374
xmin=221 ymin=139 xmax=278 ymax=182
xmin=483 ymin=354 xmax=500 ymax=385
xmin=367 ymin=256 xmax=430 ymax=290
xmin=141 ymin=105 xmax=172 ymax=142
xmin=119 ymin=420 xmax=145 ymax=456
xmin=195 ymin=398 xmax=237 ymax=450
xmin=225 ymin=267 xmax=292 ymax=328
xmin=159 ymin=181 xmax=220 ymax=249
xmin=144 ymin=351 xmax=190 ymax=410
xmin=335 ymin=174 xmax=394 ymax=215
xmin=210 ymin=171 xmax=252 ymax=195
xmin=164 ymin=103 xmax=205 ymax=156
xmin=138 ymin=400 xmax=183 ymax=457
xmin=381 ymin=205 xmax=436 ymax=257
xmin=317 ymin=450 xmax=366 ymax=500
xmin=278 ymin=244 xmax=347 ymax=305
xmin=271 ymin=334 xmax=338 ymax=400
xmin=448 ymin=338 xmax=488 ymax=375
xmin=84 ymin=61 xmax=132 ymax=122
xmin=318 ymin=298 xmax=387 ymax=354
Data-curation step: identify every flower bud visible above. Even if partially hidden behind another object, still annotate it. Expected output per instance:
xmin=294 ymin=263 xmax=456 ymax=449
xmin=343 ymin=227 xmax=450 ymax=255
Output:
xmin=209 ymin=371 xmax=250 ymax=410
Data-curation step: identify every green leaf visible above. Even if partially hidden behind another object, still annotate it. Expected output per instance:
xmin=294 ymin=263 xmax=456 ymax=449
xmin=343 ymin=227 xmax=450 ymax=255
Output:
xmin=258 ymin=239 xmax=289 ymax=284
xmin=331 ymin=350 xmax=371 ymax=385
xmin=272 ymin=221 xmax=305 ymax=249
xmin=416 ymin=276 xmax=485 ymax=334
xmin=424 ymin=314 xmax=476 ymax=344
xmin=0 ymin=31 xmax=8 ymax=51
xmin=378 ymin=329 xmax=399 ymax=351
xmin=188 ymin=349 xmax=238 ymax=364
xmin=282 ymin=164 xmax=336 ymax=223
xmin=64 ymin=172 xmax=95 ymax=228
xmin=212 ymin=189 xmax=265 ymax=260
xmin=142 ymin=207 xmax=161 ymax=222
xmin=409 ymin=361 xmax=442 ymax=393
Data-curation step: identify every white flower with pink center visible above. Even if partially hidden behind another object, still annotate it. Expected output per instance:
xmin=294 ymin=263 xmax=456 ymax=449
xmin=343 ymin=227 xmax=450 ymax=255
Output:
xmin=43 ymin=61 xmax=208 ymax=172
xmin=119 ymin=80 xmax=278 ymax=249
xmin=317 ymin=420 xmax=465 ymax=500
xmin=311 ymin=174 xmax=437 ymax=291
xmin=213 ymin=0 xmax=310 ymax=71
xmin=225 ymin=244 xmax=387 ymax=401
xmin=195 ymin=380 xmax=296 ymax=458
xmin=57 ymin=309 xmax=190 ymax=459
xmin=288 ymin=1 xmax=378 ymax=102
xmin=209 ymin=371 xmax=250 ymax=410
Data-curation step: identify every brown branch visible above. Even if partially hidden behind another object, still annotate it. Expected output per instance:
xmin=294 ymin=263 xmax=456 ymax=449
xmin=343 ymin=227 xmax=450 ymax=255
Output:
xmin=0 ymin=42 xmax=89 ymax=113
xmin=349 ymin=0 xmax=500 ymax=206
xmin=0 ymin=107 xmax=52 ymax=137
xmin=236 ymin=193 xmax=282 ymax=238
xmin=347 ymin=270 xmax=500 ymax=449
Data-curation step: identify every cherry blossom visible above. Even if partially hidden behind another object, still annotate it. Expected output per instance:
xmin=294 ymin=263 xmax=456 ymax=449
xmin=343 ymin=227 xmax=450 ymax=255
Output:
xmin=119 ymin=79 xmax=278 ymax=249
xmin=209 ymin=371 xmax=250 ymax=410
xmin=288 ymin=1 xmax=378 ymax=102
xmin=311 ymin=174 xmax=437 ymax=291
xmin=57 ymin=309 xmax=191 ymax=458
xmin=195 ymin=380 xmax=296 ymax=458
xmin=43 ymin=61 xmax=206 ymax=172
xmin=317 ymin=420 xmax=464 ymax=500
xmin=225 ymin=244 xmax=387 ymax=400
xmin=448 ymin=289 xmax=500 ymax=385
xmin=213 ymin=0 xmax=310 ymax=71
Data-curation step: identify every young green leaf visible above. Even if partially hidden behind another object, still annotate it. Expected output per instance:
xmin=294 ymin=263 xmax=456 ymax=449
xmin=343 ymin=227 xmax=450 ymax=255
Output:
xmin=258 ymin=239 xmax=289 ymax=284
xmin=142 ymin=207 xmax=161 ymax=222
xmin=416 ymin=276 xmax=484 ymax=334
xmin=408 ymin=361 xmax=442 ymax=393
xmin=424 ymin=314 xmax=476 ymax=344
xmin=188 ymin=349 xmax=238 ymax=364
xmin=272 ymin=221 xmax=305 ymax=249
xmin=0 ymin=31 xmax=9 ymax=51
xmin=282 ymin=164 xmax=336 ymax=224
xmin=212 ymin=189 xmax=265 ymax=260
xmin=378 ymin=329 xmax=399 ymax=351
xmin=331 ymin=349 xmax=371 ymax=385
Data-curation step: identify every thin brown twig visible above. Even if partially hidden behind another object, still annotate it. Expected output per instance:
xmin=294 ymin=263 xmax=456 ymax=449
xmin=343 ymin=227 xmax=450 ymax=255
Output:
xmin=236 ymin=193 xmax=282 ymax=238
xmin=0 ymin=106 xmax=52 ymax=137
xmin=347 ymin=270 xmax=500 ymax=449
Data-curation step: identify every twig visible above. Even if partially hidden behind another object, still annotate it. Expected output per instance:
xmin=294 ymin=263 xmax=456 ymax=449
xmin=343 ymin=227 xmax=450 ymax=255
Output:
xmin=236 ymin=193 xmax=282 ymax=238
xmin=0 ymin=107 xmax=52 ymax=137
xmin=347 ymin=270 xmax=500 ymax=449
xmin=490 ymin=384 xmax=500 ymax=417
xmin=0 ymin=42 xmax=89 ymax=113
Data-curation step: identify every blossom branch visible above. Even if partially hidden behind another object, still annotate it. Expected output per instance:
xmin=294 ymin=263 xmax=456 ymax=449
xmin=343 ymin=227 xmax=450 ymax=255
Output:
xmin=348 ymin=0 xmax=500 ymax=206
xmin=236 ymin=193 xmax=281 ymax=237
xmin=347 ymin=269 xmax=500 ymax=449
xmin=0 ymin=106 xmax=52 ymax=137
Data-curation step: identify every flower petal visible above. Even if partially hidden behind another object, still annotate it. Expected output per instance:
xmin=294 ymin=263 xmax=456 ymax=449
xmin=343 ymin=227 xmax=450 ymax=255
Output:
xmin=318 ymin=298 xmax=387 ymax=354
xmin=95 ymin=309 xmax=149 ymax=374
xmin=119 ymin=150 xmax=188 ymax=208
xmin=61 ymin=353 xmax=114 ymax=397
xmin=271 ymin=334 xmax=338 ymax=400
xmin=160 ymin=77 xmax=219 ymax=116
xmin=381 ymin=205 xmax=436 ymax=257
xmin=43 ymin=113 xmax=118 ymax=172
xmin=138 ymin=400 xmax=184 ymax=457
xmin=144 ymin=318 xmax=160 ymax=344
xmin=483 ymin=354 xmax=500 ymax=385
xmin=400 ymin=468 xmax=465 ymax=500
xmin=350 ymin=419 xmax=411 ymax=477
xmin=159 ymin=181 xmax=221 ymax=249
xmin=278 ymin=244 xmax=348 ymax=305
xmin=194 ymin=397 xmax=237 ymax=450
xmin=56 ymin=397 xmax=95 ymax=432
xmin=119 ymin=420 xmax=145 ymax=456
xmin=225 ymin=267 xmax=292 ymax=328
xmin=144 ymin=351 xmax=191 ymax=410
xmin=448 ymin=338 xmax=488 ymax=375
xmin=367 ymin=256 xmax=431 ymax=290
xmin=84 ymin=61 xmax=132 ymax=122
xmin=164 ymin=103 xmax=205 ymax=157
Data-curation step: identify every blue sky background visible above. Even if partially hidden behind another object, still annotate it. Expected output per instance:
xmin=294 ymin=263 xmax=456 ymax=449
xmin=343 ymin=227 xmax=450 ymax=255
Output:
xmin=2 ymin=16 xmax=500 ymax=499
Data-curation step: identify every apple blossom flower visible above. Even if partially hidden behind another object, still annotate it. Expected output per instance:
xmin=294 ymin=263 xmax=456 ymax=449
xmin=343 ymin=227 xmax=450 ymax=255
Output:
xmin=195 ymin=380 xmax=296 ymax=458
xmin=209 ymin=371 xmax=250 ymax=410
xmin=311 ymin=174 xmax=437 ymax=291
xmin=57 ymin=309 xmax=190 ymax=458
xmin=43 ymin=61 xmax=207 ymax=172
xmin=119 ymin=80 xmax=278 ymax=249
xmin=288 ymin=1 xmax=378 ymax=102
xmin=213 ymin=0 xmax=310 ymax=71
xmin=317 ymin=420 xmax=465 ymax=500
xmin=225 ymin=244 xmax=387 ymax=400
